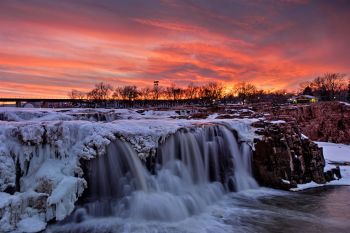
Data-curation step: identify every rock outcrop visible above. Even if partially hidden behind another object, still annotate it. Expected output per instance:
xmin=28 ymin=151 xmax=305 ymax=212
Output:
xmin=252 ymin=121 xmax=326 ymax=190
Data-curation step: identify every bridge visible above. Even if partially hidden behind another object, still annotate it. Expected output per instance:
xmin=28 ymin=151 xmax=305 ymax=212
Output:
xmin=0 ymin=98 xmax=83 ymax=107
xmin=0 ymin=98 xmax=216 ymax=108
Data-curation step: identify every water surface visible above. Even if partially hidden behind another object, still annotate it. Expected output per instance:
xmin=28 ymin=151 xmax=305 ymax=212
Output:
xmin=50 ymin=186 xmax=350 ymax=233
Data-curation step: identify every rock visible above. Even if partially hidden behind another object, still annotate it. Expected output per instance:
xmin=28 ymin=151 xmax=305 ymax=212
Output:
xmin=215 ymin=114 xmax=236 ymax=119
xmin=252 ymin=120 xmax=326 ymax=190
xmin=324 ymin=166 xmax=342 ymax=182
xmin=332 ymin=166 xmax=342 ymax=179
xmin=0 ymin=153 xmax=16 ymax=193
xmin=34 ymin=177 xmax=54 ymax=195
xmin=189 ymin=113 xmax=209 ymax=119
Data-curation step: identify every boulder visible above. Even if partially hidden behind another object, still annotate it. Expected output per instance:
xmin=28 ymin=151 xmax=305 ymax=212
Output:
xmin=252 ymin=120 xmax=326 ymax=190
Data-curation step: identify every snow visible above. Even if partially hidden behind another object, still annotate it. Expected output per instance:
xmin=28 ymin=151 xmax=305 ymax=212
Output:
xmin=290 ymin=181 xmax=324 ymax=191
xmin=207 ymin=113 xmax=219 ymax=119
xmin=281 ymin=179 xmax=290 ymax=184
xmin=17 ymin=217 xmax=46 ymax=233
xmin=0 ymin=107 xmax=182 ymax=122
xmin=339 ymin=101 xmax=350 ymax=106
xmin=291 ymin=142 xmax=350 ymax=191
xmin=47 ymin=177 xmax=86 ymax=221
xmin=317 ymin=142 xmax=350 ymax=165
xmin=0 ymin=192 xmax=12 ymax=208
xmin=270 ymin=120 xmax=286 ymax=124
xmin=301 ymin=95 xmax=316 ymax=99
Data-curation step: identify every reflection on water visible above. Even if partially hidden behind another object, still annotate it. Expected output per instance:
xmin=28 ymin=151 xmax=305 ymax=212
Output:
xmin=50 ymin=186 xmax=350 ymax=233
xmin=224 ymin=186 xmax=350 ymax=233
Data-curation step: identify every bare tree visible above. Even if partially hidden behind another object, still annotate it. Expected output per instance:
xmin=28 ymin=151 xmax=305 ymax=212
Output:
xmin=234 ymin=82 xmax=257 ymax=103
xmin=298 ymin=81 xmax=312 ymax=94
xmin=118 ymin=86 xmax=139 ymax=101
xmin=152 ymin=86 xmax=164 ymax=100
xmin=87 ymin=82 xmax=113 ymax=102
xmin=165 ymin=83 xmax=182 ymax=101
xmin=307 ymin=73 xmax=347 ymax=100
xmin=199 ymin=82 xmax=223 ymax=102
xmin=323 ymin=73 xmax=347 ymax=99
xmin=112 ymin=87 xmax=122 ymax=100
xmin=68 ymin=89 xmax=85 ymax=100
xmin=301 ymin=86 xmax=313 ymax=96
xmin=139 ymin=87 xmax=152 ymax=100
xmin=164 ymin=86 xmax=173 ymax=100
xmin=184 ymin=82 xmax=199 ymax=100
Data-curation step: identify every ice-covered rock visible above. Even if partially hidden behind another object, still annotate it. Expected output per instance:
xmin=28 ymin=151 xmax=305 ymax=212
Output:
xmin=0 ymin=108 xmax=260 ymax=232
xmin=17 ymin=216 xmax=46 ymax=233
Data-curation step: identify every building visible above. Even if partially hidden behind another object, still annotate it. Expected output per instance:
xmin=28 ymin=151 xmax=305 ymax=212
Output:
xmin=290 ymin=95 xmax=318 ymax=104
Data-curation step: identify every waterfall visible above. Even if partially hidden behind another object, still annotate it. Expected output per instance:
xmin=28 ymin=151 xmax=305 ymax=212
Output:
xmin=74 ymin=124 xmax=258 ymax=223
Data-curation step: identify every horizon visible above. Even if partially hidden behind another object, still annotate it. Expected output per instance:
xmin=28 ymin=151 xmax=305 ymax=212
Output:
xmin=1 ymin=0 xmax=350 ymax=98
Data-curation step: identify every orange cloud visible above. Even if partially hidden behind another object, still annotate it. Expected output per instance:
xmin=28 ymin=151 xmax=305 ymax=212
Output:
xmin=0 ymin=0 xmax=349 ymax=97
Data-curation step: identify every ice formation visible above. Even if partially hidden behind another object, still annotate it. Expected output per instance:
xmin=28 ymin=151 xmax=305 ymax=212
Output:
xmin=0 ymin=108 xmax=258 ymax=232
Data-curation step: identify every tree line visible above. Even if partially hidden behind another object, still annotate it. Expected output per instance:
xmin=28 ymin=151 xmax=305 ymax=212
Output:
xmin=69 ymin=72 xmax=350 ymax=105
xmin=68 ymin=81 xmax=289 ymax=104
xmin=299 ymin=73 xmax=350 ymax=101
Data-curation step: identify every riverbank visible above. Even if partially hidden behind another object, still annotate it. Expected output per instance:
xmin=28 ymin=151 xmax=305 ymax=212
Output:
xmin=291 ymin=142 xmax=350 ymax=191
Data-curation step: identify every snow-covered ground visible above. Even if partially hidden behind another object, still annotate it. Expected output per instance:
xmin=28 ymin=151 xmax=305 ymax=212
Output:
xmin=291 ymin=142 xmax=350 ymax=191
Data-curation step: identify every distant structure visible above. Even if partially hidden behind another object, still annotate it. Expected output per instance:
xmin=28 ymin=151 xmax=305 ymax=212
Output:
xmin=153 ymin=80 xmax=160 ymax=100
xmin=0 ymin=98 xmax=83 ymax=108
xmin=154 ymin=80 xmax=159 ymax=89
xmin=290 ymin=95 xmax=318 ymax=104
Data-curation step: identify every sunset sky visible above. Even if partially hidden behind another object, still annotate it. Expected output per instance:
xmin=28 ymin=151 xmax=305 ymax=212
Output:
xmin=0 ymin=0 xmax=349 ymax=98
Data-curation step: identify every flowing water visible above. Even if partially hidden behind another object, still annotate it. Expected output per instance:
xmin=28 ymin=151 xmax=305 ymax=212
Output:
xmin=50 ymin=125 xmax=350 ymax=233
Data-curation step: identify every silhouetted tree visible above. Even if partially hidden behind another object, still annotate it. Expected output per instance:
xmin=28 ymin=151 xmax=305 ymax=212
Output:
xmin=153 ymin=81 xmax=161 ymax=100
xmin=139 ymin=87 xmax=152 ymax=100
xmin=68 ymin=90 xmax=85 ymax=100
xmin=234 ymin=82 xmax=257 ymax=103
xmin=308 ymin=73 xmax=347 ymax=100
xmin=199 ymin=82 xmax=223 ymax=103
xmin=87 ymin=82 xmax=113 ymax=102
xmin=298 ymin=81 xmax=311 ymax=94
xmin=184 ymin=82 xmax=199 ymax=100
xmin=112 ymin=87 xmax=122 ymax=100
xmin=118 ymin=85 xmax=139 ymax=101
xmin=302 ymin=86 xmax=313 ymax=96
xmin=165 ymin=83 xmax=182 ymax=101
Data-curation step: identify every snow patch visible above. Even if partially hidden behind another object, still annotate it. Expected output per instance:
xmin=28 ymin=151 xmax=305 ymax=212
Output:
xmin=270 ymin=120 xmax=286 ymax=124
xmin=17 ymin=216 xmax=47 ymax=233
xmin=291 ymin=142 xmax=350 ymax=191
xmin=281 ymin=179 xmax=290 ymax=185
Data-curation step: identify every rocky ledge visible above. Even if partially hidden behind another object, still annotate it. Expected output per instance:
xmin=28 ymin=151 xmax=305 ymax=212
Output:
xmin=252 ymin=120 xmax=341 ymax=190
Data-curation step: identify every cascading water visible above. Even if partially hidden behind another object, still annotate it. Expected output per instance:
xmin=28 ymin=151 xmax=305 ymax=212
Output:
xmin=156 ymin=124 xmax=258 ymax=192
xmin=82 ymin=140 xmax=149 ymax=218
xmin=55 ymin=124 xmax=258 ymax=232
